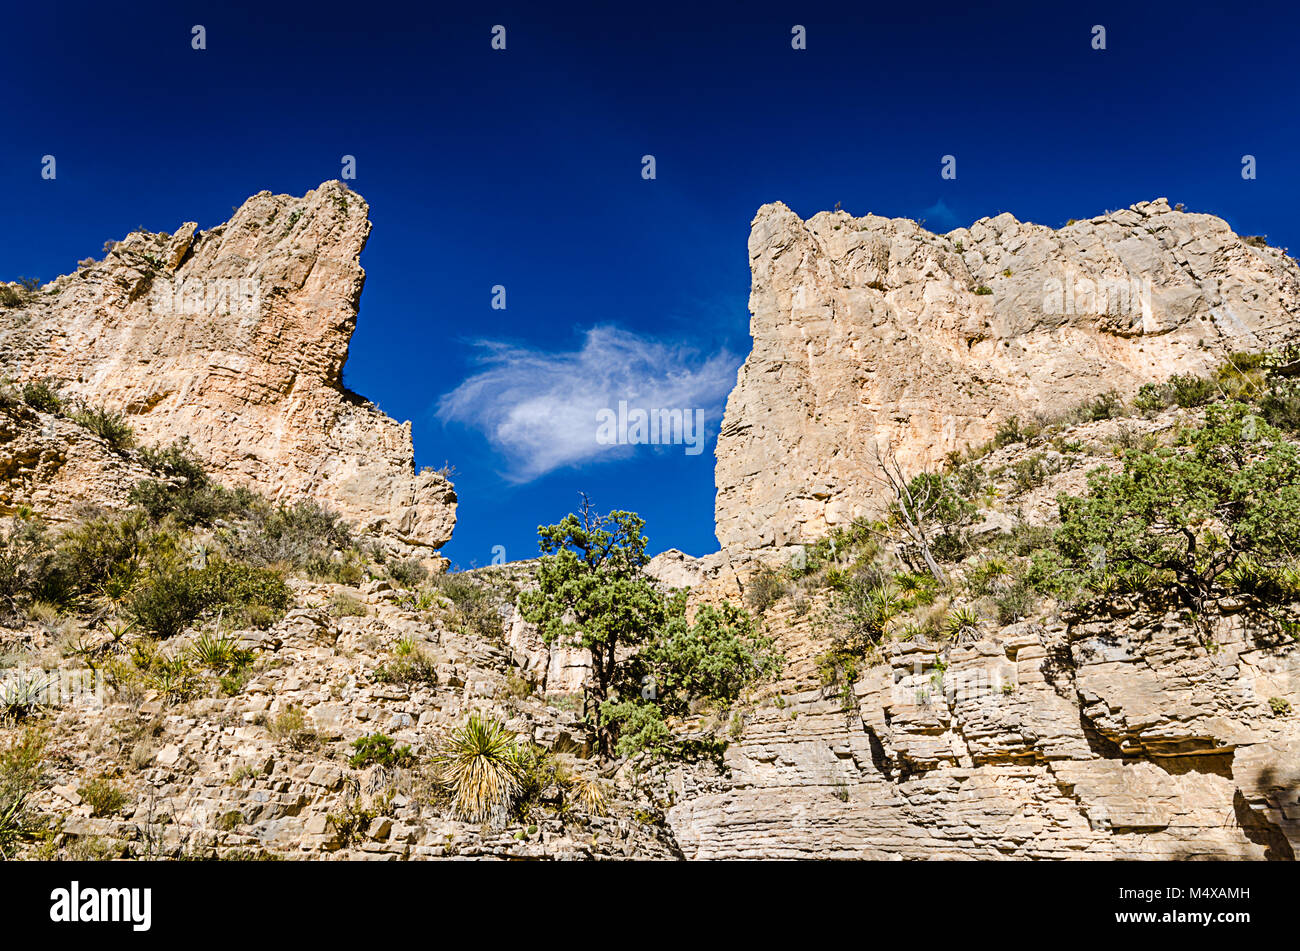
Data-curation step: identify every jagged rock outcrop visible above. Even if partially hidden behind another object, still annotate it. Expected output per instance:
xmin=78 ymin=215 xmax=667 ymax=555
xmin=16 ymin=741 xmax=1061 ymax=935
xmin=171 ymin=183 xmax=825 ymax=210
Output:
xmin=0 ymin=182 xmax=455 ymax=550
xmin=716 ymin=198 xmax=1300 ymax=550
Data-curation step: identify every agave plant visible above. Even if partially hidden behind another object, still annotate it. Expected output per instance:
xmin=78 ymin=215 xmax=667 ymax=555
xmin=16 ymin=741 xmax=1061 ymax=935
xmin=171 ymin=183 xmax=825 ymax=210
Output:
xmin=436 ymin=714 xmax=522 ymax=823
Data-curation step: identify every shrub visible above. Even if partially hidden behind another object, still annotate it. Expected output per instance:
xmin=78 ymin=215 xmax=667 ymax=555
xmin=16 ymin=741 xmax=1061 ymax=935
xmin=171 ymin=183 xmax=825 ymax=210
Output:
xmin=348 ymin=733 xmax=414 ymax=769
xmin=78 ymin=775 xmax=128 ymax=817
xmin=0 ymin=729 xmax=46 ymax=857
xmin=432 ymin=572 xmax=501 ymax=638
xmin=267 ymin=705 xmax=317 ymax=750
xmin=127 ymin=559 xmax=290 ymax=637
xmin=45 ymin=510 xmax=159 ymax=604
xmin=328 ymin=592 xmax=367 ymax=617
xmin=225 ymin=499 xmax=351 ymax=571
xmin=1011 ymin=453 xmax=1051 ymax=492
xmin=994 ymin=416 xmax=1029 ymax=447
xmin=1055 ymin=402 xmax=1300 ymax=611
xmin=386 ymin=558 xmax=428 ymax=589
xmin=745 ymin=565 xmax=787 ymax=614
xmin=974 ymin=285 xmax=993 ymax=296
xmin=20 ymin=380 xmax=61 ymax=413
xmin=1167 ymin=374 xmax=1216 ymax=408
xmin=894 ymin=471 xmax=977 ymax=564
xmin=1078 ymin=390 xmax=1124 ymax=422
xmin=0 ymin=518 xmax=53 ymax=619
xmin=641 ymin=596 xmax=781 ymax=716
xmin=436 ymin=714 xmax=522 ymax=822
xmin=599 ymin=699 xmax=671 ymax=759
xmin=824 ymin=577 xmax=902 ymax=657
xmin=68 ymin=404 xmax=135 ymax=449
xmin=0 ymin=285 xmax=22 ymax=308
xmin=1258 ymin=378 xmax=1300 ymax=434
xmin=1269 ymin=697 xmax=1291 ymax=716
xmin=1134 ymin=382 xmax=1174 ymax=413
xmin=993 ymin=580 xmax=1036 ymax=625
xmin=130 ymin=444 xmax=255 ymax=528
xmin=372 ymin=649 xmax=437 ymax=686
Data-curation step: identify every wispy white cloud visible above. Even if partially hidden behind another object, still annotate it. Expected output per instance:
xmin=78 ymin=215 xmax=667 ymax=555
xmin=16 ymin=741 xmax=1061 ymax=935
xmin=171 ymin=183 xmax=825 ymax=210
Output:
xmin=437 ymin=325 xmax=740 ymax=482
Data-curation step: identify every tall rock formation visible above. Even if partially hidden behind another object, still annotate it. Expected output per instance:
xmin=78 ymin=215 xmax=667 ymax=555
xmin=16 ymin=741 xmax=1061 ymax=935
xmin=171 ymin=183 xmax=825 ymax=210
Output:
xmin=716 ymin=198 xmax=1300 ymax=550
xmin=0 ymin=182 xmax=455 ymax=550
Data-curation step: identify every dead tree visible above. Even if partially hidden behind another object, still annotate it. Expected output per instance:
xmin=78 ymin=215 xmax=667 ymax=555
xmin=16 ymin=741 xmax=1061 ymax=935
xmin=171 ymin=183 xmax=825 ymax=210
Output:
xmin=869 ymin=447 xmax=948 ymax=586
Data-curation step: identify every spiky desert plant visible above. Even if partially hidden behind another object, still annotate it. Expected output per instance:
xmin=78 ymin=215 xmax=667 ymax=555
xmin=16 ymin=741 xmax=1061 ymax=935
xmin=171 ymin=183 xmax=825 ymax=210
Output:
xmin=187 ymin=630 xmax=252 ymax=673
xmin=0 ymin=673 xmax=49 ymax=722
xmin=569 ymin=775 xmax=608 ymax=816
xmin=943 ymin=606 xmax=983 ymax=643
xmin=437 ymin=714 xmax=522 ymax=823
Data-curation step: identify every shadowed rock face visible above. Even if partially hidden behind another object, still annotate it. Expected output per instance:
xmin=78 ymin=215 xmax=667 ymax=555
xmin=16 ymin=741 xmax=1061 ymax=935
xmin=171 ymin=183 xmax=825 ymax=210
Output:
xmin=0 ymin=181 xmax=455 ymax=550
xmin=716 ymin=198 xmax=1300 ymax=550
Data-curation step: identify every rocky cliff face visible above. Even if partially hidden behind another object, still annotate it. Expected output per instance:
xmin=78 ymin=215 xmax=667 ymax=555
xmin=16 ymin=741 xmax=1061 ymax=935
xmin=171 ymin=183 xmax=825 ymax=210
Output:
xmin=716 ymin=198 xmax=1300 ymax=550
xmin=669 ymin=410 xmax=1299 ymax=860
xmin=0 ymin=182 xmax=454 ymax=550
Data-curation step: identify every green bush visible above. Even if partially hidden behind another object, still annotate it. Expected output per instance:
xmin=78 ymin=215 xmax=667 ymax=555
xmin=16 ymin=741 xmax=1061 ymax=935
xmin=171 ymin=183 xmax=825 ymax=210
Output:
xmin=68 ymin=404 xmax=135 ymax=450
xmin=224 ymin=499 xmax=351 ymax=571
xmin=1258 ymin=378 xmax=1300 ymax=434
xmin=1134 ymin=382 xmax=1175 ymax=413
xmin=640 ymin=596 xmax=781 ymax=716
xmin=599 ymin=699 xmax=671 ymax=759
xmin=1078 ymin=390 xmax=1124 ymax=422
xmin=348 ymin=733 xmax=414 ymax=769
xmin=1054 ymin=402 xmax=1300 ymax=610
xmin=126 ymin=559 xmax=290 ymax=637
xmin=745 ymin=565 xmax=788 ymax=614
xmin=0 ymin=519 xmax=53 ymax=619
xmin=0 ymin=729 xmax=47 ymax=858
xmin=431 ymin=572 xmax=501 ymax=638
xmin=77 ymin=775 xmax=127 ymax=817
xmin=1167 ymin=374 xmax=1216 ymax=408
xmin=20 ymin=381 xmax=61 ymax=413
xmin=386 ymin=558 xmax=428 ymax=589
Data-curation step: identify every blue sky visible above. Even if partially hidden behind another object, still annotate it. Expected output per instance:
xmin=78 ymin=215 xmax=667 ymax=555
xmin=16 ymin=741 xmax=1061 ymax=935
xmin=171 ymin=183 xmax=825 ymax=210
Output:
xmin=3 ymin=0 xmax=1297 ymax=565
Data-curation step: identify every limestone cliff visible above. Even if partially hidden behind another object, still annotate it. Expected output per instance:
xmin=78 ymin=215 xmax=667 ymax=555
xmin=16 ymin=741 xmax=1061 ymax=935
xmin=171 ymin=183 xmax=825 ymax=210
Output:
xmin=0 ymin=182 xmax=455 ymax=550
xmin=716 ymin=198 xmax=1300 ymax=550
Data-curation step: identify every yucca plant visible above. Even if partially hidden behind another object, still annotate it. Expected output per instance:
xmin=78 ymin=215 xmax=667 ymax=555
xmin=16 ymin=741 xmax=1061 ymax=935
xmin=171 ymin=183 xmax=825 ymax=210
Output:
xmin=145 ymin=657 xmax=197 ymax=703
xmin=0 ymin=673 xmax=50 ymax=721
xmin=0 ymin=787 xmax=30 ymax=857
xmin=436 ymin=714 xmax=522 ymax=823
xmin=943 ymin=607 xmax=983 ymax=643
xmin=187 ymin=631 xmax=252 ymax=673
xmin=569 ymin=775 xmax=608 ymax=816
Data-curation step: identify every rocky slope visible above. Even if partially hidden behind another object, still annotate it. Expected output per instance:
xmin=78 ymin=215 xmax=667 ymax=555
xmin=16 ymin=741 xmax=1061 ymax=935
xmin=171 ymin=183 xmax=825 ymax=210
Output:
xmin=716 ymin=198 xmax=1300 ymax=550
xmin=0 ymin=182 xmax=454 ymax=552
xmin=669 ymin=410 xmax=1299 ymax=859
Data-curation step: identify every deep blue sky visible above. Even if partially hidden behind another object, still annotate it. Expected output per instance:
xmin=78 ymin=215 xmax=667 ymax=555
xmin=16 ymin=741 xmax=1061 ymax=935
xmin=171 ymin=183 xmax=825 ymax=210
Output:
xmin=3 ymin=1 xmax=1297 ymax=565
